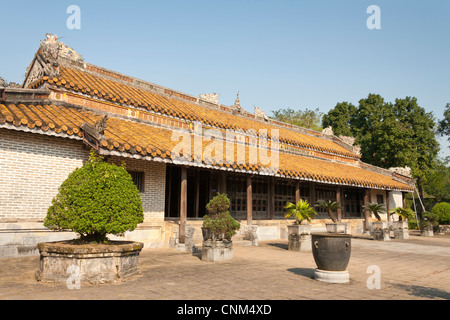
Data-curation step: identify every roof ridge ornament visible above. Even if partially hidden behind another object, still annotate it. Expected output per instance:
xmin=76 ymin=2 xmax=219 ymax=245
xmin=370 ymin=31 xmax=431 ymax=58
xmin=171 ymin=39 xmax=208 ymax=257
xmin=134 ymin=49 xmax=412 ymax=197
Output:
xmin=80 ymin=115 xmax=109 ymax=150
xmin=40 ymin=33 xmax=84 ymax=63
xmin=23 ymin=33 xmax=83 ymax=88
xmin=231 ymin=91 xmax=244 ymax=113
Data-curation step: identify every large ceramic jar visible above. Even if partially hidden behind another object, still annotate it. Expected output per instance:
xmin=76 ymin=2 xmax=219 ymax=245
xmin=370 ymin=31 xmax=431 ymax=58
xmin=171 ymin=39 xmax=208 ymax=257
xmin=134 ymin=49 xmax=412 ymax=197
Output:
xmin=311 ymin=233 xmax=352 ymax=271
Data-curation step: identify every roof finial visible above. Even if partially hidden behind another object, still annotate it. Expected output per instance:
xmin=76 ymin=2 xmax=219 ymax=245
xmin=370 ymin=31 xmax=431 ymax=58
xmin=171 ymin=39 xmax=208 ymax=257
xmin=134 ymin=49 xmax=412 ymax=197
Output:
xmin=234 ymin=91 xmax=241 ymax=108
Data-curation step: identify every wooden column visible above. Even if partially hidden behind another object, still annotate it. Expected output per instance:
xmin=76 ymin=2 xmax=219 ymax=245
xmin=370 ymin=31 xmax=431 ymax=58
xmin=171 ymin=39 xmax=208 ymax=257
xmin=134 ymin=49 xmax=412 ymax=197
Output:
xmin=218 ymin=172 xmax=226 ymax=194
xmin=195 ymin=171 xmax=200 ymax=218
xmin=179 ymin=167 xmax=187 ymax=244
xmin=386 ymin=190 xmax=391 ymax=222
xmin=336 ymin=186 xmax=342 ymax=222
xmin=268 ymin=177 xmax=274 ymax=219
xmin=310 ymin=182 xmax=316 ymax=208
xmin=363 ymin=189 xmax=370 ymax=233
xmin=247 ymin=176 xmax=253 ymax=226
xmin=295 ymin=181 xmax=300 ymax=204
xmin=402 ymin=192 xmax=407 ymax=209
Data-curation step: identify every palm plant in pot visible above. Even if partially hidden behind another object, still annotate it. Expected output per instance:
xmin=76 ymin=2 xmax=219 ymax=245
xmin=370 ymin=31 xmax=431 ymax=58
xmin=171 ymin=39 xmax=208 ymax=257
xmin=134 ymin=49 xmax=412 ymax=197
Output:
xmin=362 ymin=202 xmax=389 ymax=240
xmin=316 ymin=200 xmax=347 ymax=234
xmin=284 ymin=199 xmax=317 ymax=251
xmin=389 ymin=207 xmax=415 ymax=238
xmin=201 ymin=193 xmax=240 ymax=262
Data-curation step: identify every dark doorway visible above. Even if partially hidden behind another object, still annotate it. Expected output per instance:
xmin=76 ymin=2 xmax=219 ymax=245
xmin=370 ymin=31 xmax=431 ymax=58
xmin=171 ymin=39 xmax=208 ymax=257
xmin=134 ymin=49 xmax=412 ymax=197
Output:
xmin=165 ymin=165 xmax=212 ymax=218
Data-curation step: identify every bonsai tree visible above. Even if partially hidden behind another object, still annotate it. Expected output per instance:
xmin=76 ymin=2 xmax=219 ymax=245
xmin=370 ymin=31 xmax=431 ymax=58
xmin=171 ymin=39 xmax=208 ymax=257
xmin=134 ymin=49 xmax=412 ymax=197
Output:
xmin=203 ymin=193 xmax=240 ymax=239
xmin=362 ymin=202 xmax=387 ymax=221
xmin=316 ymin=200 xmax=341 ymax=223
xmin=284 ymin=199 xmax=317 ymax=224
xmin=389 ymin=207 xmax=415 ymax=221
xmin=421 ymin=211 xmax=440 ymax=233
xmin=44 ymin=150 xmax=144 ymax=243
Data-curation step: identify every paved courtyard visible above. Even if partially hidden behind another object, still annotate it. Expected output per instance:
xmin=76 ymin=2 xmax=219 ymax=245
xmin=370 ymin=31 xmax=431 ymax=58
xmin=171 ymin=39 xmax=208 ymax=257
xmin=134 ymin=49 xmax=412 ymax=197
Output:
xmin=1 ymin=232 xmax=449 ymax=302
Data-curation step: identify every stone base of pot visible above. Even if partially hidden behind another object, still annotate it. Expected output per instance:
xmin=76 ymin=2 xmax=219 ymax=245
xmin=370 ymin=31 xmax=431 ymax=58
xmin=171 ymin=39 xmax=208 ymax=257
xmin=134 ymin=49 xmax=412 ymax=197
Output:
xmin=35 ymin=240 xmax=144 ymax=284
xmin=422 ymin=229 xmax=434 ymax=237
xmin=371 ymin=222 xmax=390 ymax=241
xmin=325 ymin=223 xmax=349 ymax=234
xmin=287 ymin=224 xmax=311 ymax=251
xmin=373 ymin=229 xmax=390 ymax=241
xmin=314 ymin=269 xmax=349 ymax=284
xmin=288 ymin=234 xmax=312 ymax=251
xmin=201 ymin=239 xmax=233 ymax=262
xmin=394 ymin=229 xmax=409 ymax=239
xmin=392 ymin=221 xmax=409 ymax=239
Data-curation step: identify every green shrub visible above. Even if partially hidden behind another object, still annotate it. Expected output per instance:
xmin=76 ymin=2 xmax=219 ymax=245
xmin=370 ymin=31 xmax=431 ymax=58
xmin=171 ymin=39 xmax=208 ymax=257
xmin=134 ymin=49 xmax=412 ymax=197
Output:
xmin=431 ymin=202 xmax=450 ymax=225
xmin=205 ymin=192 xmax=230 ymax=215
xmin=203 ymin=193 xmax=240 ymax=239
xmin=44 ymin=150 xmax=144 ymax=243
xmin=408 ymin=219 xmax=419 ymax=230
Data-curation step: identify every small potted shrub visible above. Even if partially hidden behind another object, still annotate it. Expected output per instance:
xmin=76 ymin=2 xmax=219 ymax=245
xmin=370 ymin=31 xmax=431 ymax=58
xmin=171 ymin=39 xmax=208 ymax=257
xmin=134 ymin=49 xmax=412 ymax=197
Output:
xmin=316 ymin=200 xmax=348 ymax=234
xmin=421 ymin=212 xmax=439 ymax=237
xmin=363 ymin=203 xmax=389 ymax=241
xmin=36 ymin=150 xmax=144 ymax=284
xmin=284 ymin=199 xmax=317 ymax=251
xmin=201 ymin=193 xmax=240 ymax=262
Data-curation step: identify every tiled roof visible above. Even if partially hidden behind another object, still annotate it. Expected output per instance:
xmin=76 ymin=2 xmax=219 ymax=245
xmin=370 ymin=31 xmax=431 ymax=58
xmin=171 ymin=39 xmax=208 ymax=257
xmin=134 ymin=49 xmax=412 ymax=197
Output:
xmin=26 ymin=66 xmax=359 ymax=159
xmin=0 ymin=103 xmax=414 ymax=191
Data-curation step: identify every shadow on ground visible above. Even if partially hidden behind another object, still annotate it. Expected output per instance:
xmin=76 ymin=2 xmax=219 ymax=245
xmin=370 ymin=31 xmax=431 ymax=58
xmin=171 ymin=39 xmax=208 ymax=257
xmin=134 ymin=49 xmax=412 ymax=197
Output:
xmin=388 ymin=282 xmax=450 ymax=300
xmin=287 ymin=267 xmax=315 ymax=279
xmin=264 ymin=242 xmax=289 ymax=250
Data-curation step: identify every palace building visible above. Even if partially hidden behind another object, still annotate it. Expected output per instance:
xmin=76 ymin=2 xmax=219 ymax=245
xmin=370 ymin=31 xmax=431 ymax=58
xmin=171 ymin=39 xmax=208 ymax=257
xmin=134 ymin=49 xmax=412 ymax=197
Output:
xmin=0 ymin=35 xmax=415 ymax=256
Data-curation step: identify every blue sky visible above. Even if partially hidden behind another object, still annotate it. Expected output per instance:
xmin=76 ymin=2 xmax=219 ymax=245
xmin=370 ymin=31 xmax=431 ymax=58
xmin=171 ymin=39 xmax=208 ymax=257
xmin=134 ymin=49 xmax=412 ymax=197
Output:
xmin=1 ymin=0 xmax=449 ymax=157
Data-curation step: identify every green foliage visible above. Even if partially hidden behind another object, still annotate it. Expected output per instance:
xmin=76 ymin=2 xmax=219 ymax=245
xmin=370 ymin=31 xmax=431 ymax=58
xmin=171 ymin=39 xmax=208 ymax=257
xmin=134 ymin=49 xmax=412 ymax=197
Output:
xmin=389 ymin=207 xmax=415 ymax=221
xmin=431 ymin=202 xmax=450 ymax=225
xmin=362 ymin=202 xmax=387 ymax=221
xmin=408 ymin=218 xmax=419 ymax=230
xmin=271 ymin=107 xmax=323 ymax=131
xmin=437 ymin=103 xmax=450 ymax=144
xmin=316 ymin=200 xmax=341 ymax=223
xmin=203 ymin=193 xmax=240 ymax=239
xmin=322 ymin=102 xmax=357 ymax=137
xmin=284 ymin=199 xmax=317 ymax=224
xmin=205 ymin=192 xmax=230 ymax=215
xmin=423 ymin=158 xmax=450 ymax=201
xmin=44 ymin=150 xmax=144 ymax=243
xmin=323 ymin=94 xmax=439 ymax=199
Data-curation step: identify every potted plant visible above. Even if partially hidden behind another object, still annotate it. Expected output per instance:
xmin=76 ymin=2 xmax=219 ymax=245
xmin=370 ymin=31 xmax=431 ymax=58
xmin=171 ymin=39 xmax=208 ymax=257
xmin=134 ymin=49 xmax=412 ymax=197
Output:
xmin=201 ymin=193 xmax=240 ymax=262
xmin=316 ymin=200 xmax=347 ymax=234
xmin=421 ymin=212 xmax=439 ymax=237
xmin=389 ymin=207 xmax=415 ymax=239
xmin=363 ymin=202 xmax=389 ymax=241
xmin=284 ymin=199 xmax=317 ymax=251
xmin=36 ymin=150 xmax=145 ymax=284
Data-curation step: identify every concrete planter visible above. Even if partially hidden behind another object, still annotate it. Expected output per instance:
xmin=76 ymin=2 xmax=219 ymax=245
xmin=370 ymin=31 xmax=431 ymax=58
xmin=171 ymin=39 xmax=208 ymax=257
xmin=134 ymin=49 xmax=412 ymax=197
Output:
xmin=201 ymin=239 xmax=233 ymax=262
xmin=287 ymin=224 xmax=312 ymax=251
xmin=371 ymin=222 xmax=390 ymax=241
xmin=35 ymin=240 xmax=144 ymax=284
xmin=325 ymin=223 xmax=349 ymax=234
xmin=422 ymin=225 xmax=434 ymax=237
xmin=392 ymin=221 xmax=409 ymax=239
